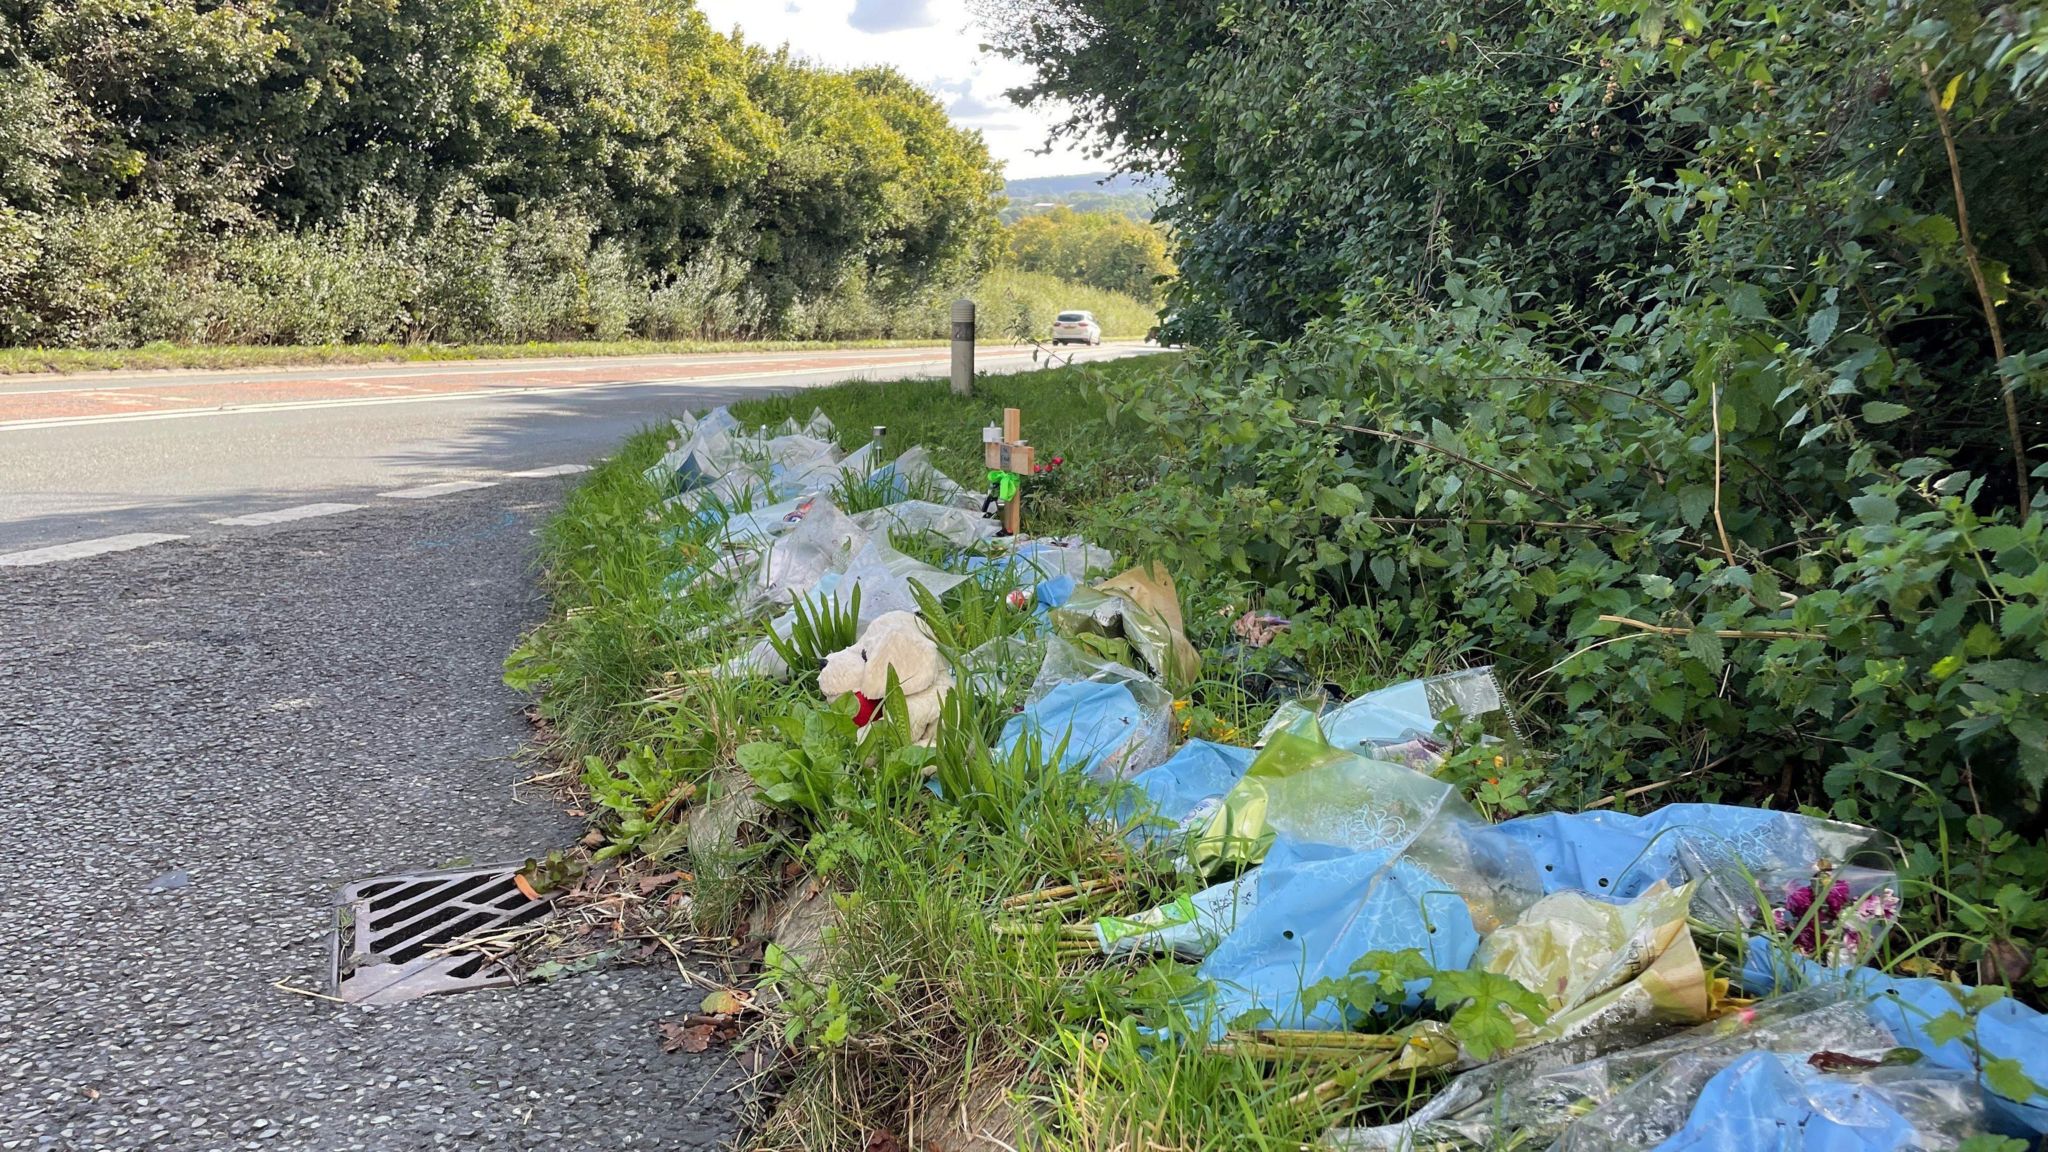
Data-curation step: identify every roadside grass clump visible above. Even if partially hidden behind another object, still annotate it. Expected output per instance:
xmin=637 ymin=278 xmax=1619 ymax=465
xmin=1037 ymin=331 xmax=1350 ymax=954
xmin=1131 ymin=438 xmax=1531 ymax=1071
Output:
xmin=764 ymin=589 xmax=864 ymax=690
xmin=742 ymin=707 xmax=1171 ymax=1150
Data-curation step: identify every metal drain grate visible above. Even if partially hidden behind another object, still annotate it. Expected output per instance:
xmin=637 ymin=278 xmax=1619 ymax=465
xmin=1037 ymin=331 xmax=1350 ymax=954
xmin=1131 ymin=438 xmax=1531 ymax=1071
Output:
xmin=329 ymin=863 xmax=552 ymax=1005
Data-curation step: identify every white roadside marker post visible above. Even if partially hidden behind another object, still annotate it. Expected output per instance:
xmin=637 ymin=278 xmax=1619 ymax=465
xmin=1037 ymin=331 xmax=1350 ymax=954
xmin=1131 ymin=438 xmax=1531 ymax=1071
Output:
xmin=950 ymin=299 xmax=975 ymax=397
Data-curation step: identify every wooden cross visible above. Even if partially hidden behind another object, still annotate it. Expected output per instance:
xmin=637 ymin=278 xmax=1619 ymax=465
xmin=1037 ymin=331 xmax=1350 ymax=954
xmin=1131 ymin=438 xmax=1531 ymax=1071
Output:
xmin=983 ymin=407 xmax=1035 ymax=536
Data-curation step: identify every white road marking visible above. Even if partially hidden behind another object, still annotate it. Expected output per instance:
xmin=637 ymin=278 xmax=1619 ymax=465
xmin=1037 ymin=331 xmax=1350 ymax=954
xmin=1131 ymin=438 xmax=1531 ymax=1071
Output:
xmin=505 ymin=464 xmax=591 ymax=478
xmin=211 ymin=502 xmax=363 ymax=526
xmin=378 ymin=480 xmax=498 ymax=499
xmin=0 ymin=533 xmax=187 ymax=567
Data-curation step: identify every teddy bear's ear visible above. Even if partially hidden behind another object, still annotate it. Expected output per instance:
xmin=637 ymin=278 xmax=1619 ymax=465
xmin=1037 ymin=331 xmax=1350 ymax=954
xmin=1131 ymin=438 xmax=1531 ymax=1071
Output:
xmin=860 ymin=630 xmax=935 ymax=698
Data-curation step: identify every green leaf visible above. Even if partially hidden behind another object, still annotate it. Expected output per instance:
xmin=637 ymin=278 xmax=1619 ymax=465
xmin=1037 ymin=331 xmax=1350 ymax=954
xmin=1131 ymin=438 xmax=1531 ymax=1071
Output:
xmin=1983 ymin=1056 xmax=2041 ymax=1104
xmin=1955 ymin=1136 xmax=2029 ymax=1152
xmin=1848 ymin=494 xmax=1898 ymax=525
xmin=1685 ymin=628 xmax=1726 ymax=674
xmin=1922 ymin=1011 xmax=1975 ymax=1046
xmin=820 ymin=1011 xmax=850 ymax=1046
xmin=1316 ymin=482 xmax=1366 ymax=517
xmin=1967 ymin=660 xmax=2048 ymax=692
xmin=1806 ymin=305 xmax=1839 ymax=347
xmin=1677 ymin=485 xmax=1714 ymax=528
xmin=1429 ymin=969 xmax=1549 ymax=1060
xmin=1861 ymin=401 xmax=1911 ymax=424
xmin=1650 ymin=687 xmax=1688 ymax=722
xmin=1750 ymin=567 xmax=1782 ymax=608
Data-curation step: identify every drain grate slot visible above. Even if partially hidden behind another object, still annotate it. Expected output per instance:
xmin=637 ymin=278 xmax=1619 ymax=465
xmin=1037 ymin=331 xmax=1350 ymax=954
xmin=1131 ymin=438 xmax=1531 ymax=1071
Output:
xmin=330 ymin=862 xmax=552 ymax=1005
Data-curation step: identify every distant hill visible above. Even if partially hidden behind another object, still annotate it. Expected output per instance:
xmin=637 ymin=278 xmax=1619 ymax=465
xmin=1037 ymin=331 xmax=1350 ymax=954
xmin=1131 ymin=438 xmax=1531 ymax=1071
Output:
xmin=1004 ymin=172 xmax=1153 ymax=199
xmin=1002 ymin=172 xmax=1163 ymax=224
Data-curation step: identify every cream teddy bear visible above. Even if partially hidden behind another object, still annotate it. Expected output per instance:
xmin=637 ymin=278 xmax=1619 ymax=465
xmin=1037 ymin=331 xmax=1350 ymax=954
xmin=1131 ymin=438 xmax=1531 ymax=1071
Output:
xmin=817 ymin=611 xmax=953 ymax=746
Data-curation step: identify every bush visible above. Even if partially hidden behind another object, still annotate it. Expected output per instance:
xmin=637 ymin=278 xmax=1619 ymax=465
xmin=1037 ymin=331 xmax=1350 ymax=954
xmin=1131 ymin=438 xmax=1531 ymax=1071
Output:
xmin=991 ymin=0 xmax=2048 ymax=986
xmin=490 ymin=207 xmax=642 ymax=342
xmin=642 ymin=250 xmax=767 ymax=340
xmin=0 ymin=197 xmax=1150 ymax=351
xmin=2 ymin=200 xmax=205 ymax=346
xmin=1099 ymin=301 xmax=2048 ymax=985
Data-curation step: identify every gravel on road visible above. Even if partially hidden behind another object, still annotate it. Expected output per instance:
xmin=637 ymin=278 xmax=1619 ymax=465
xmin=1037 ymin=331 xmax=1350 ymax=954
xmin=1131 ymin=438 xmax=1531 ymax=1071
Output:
xmin=0 ymin=482 xmax=741 ymax=1151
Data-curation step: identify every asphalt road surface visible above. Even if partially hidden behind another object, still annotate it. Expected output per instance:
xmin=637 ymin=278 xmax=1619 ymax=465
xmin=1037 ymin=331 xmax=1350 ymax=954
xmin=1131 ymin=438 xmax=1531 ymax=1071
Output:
xmin=0 ymin=481 xmax=743 ymax=1150
xmin=0 ymin=341 xmax=1152 ymax=554
xmin=0 ymin=343 xmax=1148 ymax=1149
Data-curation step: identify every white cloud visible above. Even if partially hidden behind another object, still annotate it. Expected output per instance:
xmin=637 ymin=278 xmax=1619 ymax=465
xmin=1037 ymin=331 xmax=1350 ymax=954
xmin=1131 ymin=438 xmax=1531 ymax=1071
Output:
xmin=696 ymin=0 xmax=1094 ymax=179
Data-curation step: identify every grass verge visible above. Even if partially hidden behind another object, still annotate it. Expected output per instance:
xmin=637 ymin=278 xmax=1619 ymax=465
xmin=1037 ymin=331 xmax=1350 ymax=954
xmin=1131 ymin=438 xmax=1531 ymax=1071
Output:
xmin=507 ymin=356 xmax=1518 ymax=1149
xmin=1 ymin=336 xmax=1007 ymax=377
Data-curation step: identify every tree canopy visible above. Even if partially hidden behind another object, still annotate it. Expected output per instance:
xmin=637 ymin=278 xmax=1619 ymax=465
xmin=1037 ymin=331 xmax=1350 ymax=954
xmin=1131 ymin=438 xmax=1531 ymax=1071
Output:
xmin=0 ymin=0 xmax=1005 ymax=345
xmin=1003 ymin=206 xmax=1171 ymax=301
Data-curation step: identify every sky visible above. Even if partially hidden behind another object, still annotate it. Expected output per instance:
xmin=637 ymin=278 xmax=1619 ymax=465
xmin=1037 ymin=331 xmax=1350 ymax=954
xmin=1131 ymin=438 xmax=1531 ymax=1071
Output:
xmin=696 ymin=0 xmax=1095 ymax=180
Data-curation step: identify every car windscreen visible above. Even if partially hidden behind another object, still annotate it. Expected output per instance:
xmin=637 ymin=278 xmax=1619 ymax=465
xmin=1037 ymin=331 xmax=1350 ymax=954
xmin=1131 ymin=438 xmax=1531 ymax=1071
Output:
xmin=1055 ymin=313 xmax=1086 ymax=322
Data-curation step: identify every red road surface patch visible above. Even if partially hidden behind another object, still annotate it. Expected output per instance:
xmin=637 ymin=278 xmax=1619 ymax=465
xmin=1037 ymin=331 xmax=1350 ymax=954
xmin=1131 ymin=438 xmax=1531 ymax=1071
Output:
xmin=0 ymin=349 xmax=978 ymax=425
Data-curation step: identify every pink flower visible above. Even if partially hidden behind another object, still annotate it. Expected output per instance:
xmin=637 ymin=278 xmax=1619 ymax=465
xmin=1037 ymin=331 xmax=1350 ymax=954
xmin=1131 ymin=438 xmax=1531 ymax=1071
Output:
xmin=1776 ymin=880 xmax=1854 ymax=956
xmin=1856 ymin=889 xmax=1900 ymax=922
xmin=1776 ymin=880 xmax=1898 ymax=961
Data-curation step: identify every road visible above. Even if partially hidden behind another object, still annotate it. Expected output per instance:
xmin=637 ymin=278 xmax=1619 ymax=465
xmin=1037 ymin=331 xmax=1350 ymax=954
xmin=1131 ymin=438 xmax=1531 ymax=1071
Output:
xmin=0 ymin=341 xmax=1151 ymax=554
xmin=0 ymin=480 xmax=743 ymax=1150
xmin=0 ymin=342 xmax=1150 ymax=1149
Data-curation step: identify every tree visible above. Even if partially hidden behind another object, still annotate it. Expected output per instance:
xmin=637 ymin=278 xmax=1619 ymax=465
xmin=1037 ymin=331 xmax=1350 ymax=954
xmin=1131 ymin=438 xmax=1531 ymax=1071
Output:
xmin=494 ymin=0 xmax=770 ymax=267
xmin=0 ymin=0 xmax=1010 ymax=346
xmin=1004 ymin=206 xmax=1170 ymax=301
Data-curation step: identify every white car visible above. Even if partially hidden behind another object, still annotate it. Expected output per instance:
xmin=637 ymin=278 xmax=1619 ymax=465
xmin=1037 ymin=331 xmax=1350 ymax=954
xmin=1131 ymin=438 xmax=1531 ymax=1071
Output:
xmin=1051 ymin=310 xmax=1102 ymax=346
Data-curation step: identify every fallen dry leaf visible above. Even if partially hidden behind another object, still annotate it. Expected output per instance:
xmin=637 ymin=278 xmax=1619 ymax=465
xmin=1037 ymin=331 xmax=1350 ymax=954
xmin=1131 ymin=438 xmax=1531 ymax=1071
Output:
xmin=700 ymin=987 xmax=751 ymax=1016
xmin=1980 ymin=938 xmax=2034 ymax=987
xmin=863 ymin=1130 xmax=904 ymax=1152
xmin=636 ymin=871 xmax=685 ymax=895
xmin=659 ymin=1013 xmax=743 ymax=1054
